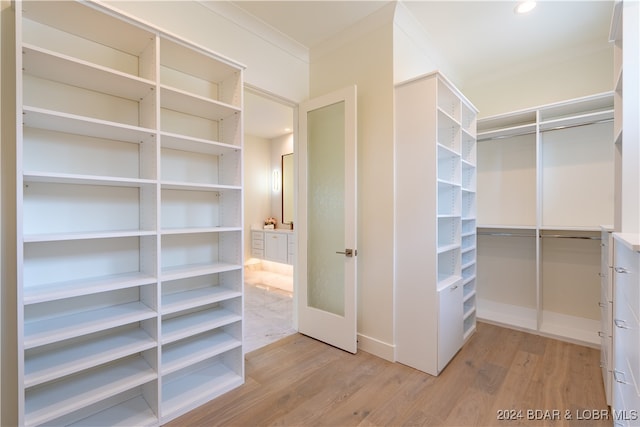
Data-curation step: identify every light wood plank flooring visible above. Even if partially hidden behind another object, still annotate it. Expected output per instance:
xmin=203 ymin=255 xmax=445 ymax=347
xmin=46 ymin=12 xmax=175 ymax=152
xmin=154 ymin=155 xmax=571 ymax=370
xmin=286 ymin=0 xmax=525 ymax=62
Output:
xmin=165 ymin=322 xmax=609 ymax=426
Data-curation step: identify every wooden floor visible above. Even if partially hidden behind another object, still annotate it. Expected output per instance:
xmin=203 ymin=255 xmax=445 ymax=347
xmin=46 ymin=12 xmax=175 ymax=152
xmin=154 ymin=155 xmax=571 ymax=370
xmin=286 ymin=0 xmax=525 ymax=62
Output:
xmin=165 ymin=322 xmax=609 ymax=427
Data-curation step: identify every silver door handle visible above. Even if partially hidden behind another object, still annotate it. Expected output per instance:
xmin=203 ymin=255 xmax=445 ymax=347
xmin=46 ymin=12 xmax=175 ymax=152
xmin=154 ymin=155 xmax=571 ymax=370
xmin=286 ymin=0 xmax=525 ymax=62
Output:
xmin=615 ymin=267 xmax=629 ymax=274
xmin=614 ymin=318 xmax=630 ymax=329
xmin=614 ymin=369 xmax=629 ymax=384
xmin=336 ymin=248 xmax=357 ymax=257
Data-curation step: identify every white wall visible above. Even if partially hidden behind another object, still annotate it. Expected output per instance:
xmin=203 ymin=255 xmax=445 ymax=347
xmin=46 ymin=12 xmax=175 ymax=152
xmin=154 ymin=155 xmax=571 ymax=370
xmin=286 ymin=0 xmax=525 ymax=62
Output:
xmin=102 ymin=1 xmax=309 ymax=103
xmin=309 ymin=4 xmax=396 ymax=360
xmin=1 ymin=1 xmax=16 ymax=424
xmin=243 ymin=134 xmax=272 ymax=262
xmin=392 ymin=1 xmax=456 ymax=86
xmin=393 ymin=2 xmax=613 ymax=119
xmin=463 ymin=47 xmax=613 ymax=118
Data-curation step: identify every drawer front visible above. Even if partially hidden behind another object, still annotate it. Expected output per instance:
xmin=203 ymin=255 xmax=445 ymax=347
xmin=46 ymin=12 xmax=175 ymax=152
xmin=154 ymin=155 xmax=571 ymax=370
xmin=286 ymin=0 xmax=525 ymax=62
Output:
xmin=251 ymin=248 xmax=264 ymax=258
xmin=252 ymin=230 xmax=264 ymax=241
xmin=252 ymin=239 xmax=264 ymax=250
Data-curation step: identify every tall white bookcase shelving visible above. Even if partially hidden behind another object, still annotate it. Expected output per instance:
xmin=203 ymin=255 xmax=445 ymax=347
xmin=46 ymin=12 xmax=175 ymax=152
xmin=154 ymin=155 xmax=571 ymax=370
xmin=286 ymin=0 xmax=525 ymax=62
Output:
xmin=395 ymin=71 xmax=478 ymax=376
xmin=11 ymin=1 xmax=244 ymax=425
xmin=476 ymin=92 xmax=615 ymax=347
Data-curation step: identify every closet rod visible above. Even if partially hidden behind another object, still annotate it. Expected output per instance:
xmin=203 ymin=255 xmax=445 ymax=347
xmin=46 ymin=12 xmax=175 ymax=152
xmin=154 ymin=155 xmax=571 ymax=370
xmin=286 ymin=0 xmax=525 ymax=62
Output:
xmin=540 ymin=234 xmax=601 ymax=240
xmin=477 ymin=231 xmax=601 ymax=240
xmin=478 ymin=117 xmax=613 ymax=142
xmin=477 ymin=231 xmax=535 ymax=238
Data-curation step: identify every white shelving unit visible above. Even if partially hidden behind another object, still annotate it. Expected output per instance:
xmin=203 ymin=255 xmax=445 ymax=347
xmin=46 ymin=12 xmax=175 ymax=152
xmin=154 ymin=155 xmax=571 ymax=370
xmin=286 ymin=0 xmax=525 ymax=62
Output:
xmin=395 ymin=71 xmax=477 ymax=376
xmin=476 ymin=92 xmax=615 ymax=347
xmin=12 ymin=1 xmax=244 ymax=425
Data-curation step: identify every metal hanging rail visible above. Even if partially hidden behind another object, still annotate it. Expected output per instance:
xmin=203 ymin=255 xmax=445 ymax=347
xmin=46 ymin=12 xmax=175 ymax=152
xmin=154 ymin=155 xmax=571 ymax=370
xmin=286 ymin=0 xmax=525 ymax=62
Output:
xmin=540 ymin=234 xmax=601 ymax=240
xmin=478 ymin=117 xmax=613 ymax=142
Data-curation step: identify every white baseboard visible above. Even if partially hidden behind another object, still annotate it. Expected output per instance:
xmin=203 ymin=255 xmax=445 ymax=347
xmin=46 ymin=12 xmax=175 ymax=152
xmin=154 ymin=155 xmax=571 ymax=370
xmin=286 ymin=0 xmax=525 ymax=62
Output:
xmin=357 ymin=333 xmax=395 ymax=362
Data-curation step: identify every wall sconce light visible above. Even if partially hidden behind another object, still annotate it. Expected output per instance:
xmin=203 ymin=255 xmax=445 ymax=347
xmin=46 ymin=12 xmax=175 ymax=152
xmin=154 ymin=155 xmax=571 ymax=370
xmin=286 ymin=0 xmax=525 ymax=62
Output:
xmin=272 ymin=169 xmax=281 ymax=192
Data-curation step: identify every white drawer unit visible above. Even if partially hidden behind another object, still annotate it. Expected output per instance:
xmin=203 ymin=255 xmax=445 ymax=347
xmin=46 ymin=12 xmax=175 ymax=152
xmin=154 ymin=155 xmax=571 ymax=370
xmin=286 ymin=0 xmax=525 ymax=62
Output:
xmin=601 ymin=226 xmax=614 ymax=406
xmin=288 ymin=233 xmax=296 ymax=265
xmin=251 ymin=230 xmax=265 ymax=259
xmin=250 ymin=230 xmax=295 ymax=265
xmin=612 ymin=234 xmax=640 ymax=423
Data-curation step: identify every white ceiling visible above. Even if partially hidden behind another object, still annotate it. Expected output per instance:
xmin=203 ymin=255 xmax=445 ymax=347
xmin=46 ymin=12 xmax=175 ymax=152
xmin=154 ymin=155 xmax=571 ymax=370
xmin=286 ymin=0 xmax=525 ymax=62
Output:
xmin=236 ymin=0 xmax=615 ymax=139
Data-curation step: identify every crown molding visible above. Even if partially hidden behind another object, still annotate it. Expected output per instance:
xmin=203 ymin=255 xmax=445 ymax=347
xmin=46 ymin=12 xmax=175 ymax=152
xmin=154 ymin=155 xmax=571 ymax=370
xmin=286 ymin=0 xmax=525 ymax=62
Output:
xmin=198 ymin=1 xmax=309 ymax=63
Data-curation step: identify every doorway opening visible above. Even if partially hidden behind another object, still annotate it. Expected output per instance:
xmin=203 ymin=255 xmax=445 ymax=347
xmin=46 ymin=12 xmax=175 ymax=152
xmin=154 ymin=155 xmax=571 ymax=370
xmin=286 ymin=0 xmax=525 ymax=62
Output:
xmin=243 ymin=86 xmax=297 ymax=352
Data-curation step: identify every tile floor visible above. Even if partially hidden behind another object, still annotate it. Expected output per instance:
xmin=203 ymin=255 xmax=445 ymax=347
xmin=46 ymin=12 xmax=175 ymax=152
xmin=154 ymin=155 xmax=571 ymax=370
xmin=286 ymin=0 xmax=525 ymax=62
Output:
xmin=244 ymin=268 xmax=296 ymax=353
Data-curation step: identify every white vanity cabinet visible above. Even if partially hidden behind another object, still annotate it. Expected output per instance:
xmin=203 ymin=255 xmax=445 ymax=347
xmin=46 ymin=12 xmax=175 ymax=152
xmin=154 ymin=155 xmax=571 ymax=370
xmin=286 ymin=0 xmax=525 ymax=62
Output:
xmin=264 ymin=231 xmax=288 ymax=264
xmin=251 ymin=229 xmax=295 ymax=265
xmin=612 ymin=234 xmax=640 ymax=426
xmin=394 ymin=71 xmax=477 ymax=376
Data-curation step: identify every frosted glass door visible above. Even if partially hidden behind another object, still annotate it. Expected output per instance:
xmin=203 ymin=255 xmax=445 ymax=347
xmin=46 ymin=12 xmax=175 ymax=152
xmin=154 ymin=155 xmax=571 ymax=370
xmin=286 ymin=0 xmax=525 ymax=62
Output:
xmin=307 ymin=102 xmax=345 ymax=315
xmin=298 ymin=86 xmax=357 ymax=353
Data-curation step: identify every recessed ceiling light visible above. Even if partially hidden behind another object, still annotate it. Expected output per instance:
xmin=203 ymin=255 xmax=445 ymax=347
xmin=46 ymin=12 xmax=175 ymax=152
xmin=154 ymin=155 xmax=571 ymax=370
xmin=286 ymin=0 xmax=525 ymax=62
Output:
xmin=515 ymin=0 xmax=536 ymax=14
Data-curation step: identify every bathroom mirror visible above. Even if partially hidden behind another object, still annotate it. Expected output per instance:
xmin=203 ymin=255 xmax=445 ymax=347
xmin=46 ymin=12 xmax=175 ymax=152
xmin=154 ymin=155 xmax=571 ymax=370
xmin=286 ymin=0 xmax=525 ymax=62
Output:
xmin=282 ymin=153 xmax=294 ymax=225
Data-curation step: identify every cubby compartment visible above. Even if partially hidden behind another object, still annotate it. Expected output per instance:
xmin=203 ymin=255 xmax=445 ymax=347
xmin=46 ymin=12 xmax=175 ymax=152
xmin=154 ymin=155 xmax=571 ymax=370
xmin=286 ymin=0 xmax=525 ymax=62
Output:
xmin=437 ymin=77 xmax=461 ymax=121
xmin=161 ymin=231 xmax=242 ymax=277
xmin=161 ymin=141 xmax=241 ymax=187
xmin=21 ymin=1 xmax=156 ymax=80
xmin=462 ymin=261 xmax=476 ymax=282
xmin=461 ymin=190 xmax=476 ymax=220
xmin=462 ymin=247 xmax=476 ymax=268
xmin=23 ymin=181 xmax=156 ymax=238
xmin=24 ymin=322 xmax=157 ymax=390
xmin=23 ymin=73 xmax=155 ymax=129
xmin=461 ymin=103 xmax=477 ymax=136
xmin=162 ymin=323 xmax=241 ymax=376
xmin=24 ymin=355 xmax=157 ymax=427
xmin=23 ymin=123 xmax=157 ymax=181
xmin=461 ymin=131 xmax=476 ymax=165
xmin=161 ymin=270 xmax=242 ymax=316
xmin=23 ymin=284 xmax=157 ymax=350
xmin=461 ymin=233 xmax=476 ymax=253
xmin=461 ymin=162 xmax=476 ymax=192
xmin=463 ymin=311 xmax=476 ymax=340
xmin=61 ymin=386 xmax=159 ymax=427
xmin=463 ymin=277 xmax=476 ymax=300
xmin=161 ymin=188 xmax=241 ymax=231
xmin=160 ymin=89 xmax=240 ymax=145
xmin=437 ymin=110 xmax=461 ymax=153
xmin=437 ymin=216 xmax=461 ymax=250
xmin=463 ymin=293 xmax=476 ymax=319
xmin=161 ymin=348 xmax=243 ymax=419
xmin=160 ymin=38 xmax=241 ymax=108
xmin=23 ymin=236 xmax=157 ymax=305
xmin=437 ymin=182 xmax=461 ymax=217
xmin=437 ymin=144 xmax=461 ymax=184
xmin=437 ymin=247 xmax=461 ymax=288
xmin=462 ymin=218 xmax=476 ymax=236
xmin=161 ymin=299 xmax=241 ymax=346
